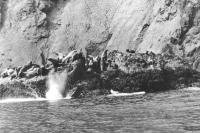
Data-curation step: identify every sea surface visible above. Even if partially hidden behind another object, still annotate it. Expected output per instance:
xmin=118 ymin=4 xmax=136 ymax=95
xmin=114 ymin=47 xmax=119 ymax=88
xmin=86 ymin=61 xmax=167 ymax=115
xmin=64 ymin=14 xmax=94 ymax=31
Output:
xmin=1 ymin=89 xmax=200 ymax=133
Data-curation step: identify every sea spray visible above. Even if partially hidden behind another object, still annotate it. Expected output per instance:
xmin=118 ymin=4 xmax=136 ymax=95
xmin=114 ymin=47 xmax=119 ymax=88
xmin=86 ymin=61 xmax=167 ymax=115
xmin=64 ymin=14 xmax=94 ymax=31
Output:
xmin=46 ymin=70 xmax=69 ymax=100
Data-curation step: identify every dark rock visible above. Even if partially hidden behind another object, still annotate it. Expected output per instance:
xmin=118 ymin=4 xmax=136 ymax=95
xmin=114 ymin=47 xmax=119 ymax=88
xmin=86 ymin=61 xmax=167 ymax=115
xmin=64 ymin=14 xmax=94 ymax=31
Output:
xmin=126 ymin=49 xmax=135 ymax=53
xmin=165 ymin=0 xmax=173 ymax=6
xmin=0 ymin=77 xmax=47 ymax=99
xmin=71 ymin=72 xmax=109 ymax=98
xmin=100 ymin=67 xmax=200 ymax=93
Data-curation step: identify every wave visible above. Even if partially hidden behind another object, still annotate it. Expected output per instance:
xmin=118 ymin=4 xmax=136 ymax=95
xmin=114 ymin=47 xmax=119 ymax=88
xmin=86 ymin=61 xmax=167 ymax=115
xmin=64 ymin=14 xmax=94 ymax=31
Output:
xmin=108 ymin=90 xmax=146 ymax=97
xmin=0 ymin=98 xmax=47 ymax=103
xmin=182 ymin=87 xmax=200 ymax=91
xmin=0 ymin=95 xmax=73 ymax=104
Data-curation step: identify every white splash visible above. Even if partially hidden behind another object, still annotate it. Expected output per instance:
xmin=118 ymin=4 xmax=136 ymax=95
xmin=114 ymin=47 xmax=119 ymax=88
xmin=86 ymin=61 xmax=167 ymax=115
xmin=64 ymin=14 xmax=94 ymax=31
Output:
xmin=0 ymin=70 xmax=74 ymax=103
xmin=182 ymin=87 xmax=200 ymax=91
xmin=46 ymin=70 xmax=69 ymax=100
xmin=65 ymin=94 xmax=72 ymax=100
xmin=0 ymin=98 xmax=46 ymax=103
xmin=108 ymin=90 xmax=146 ymax=97
xmin=0 ymin=96 xmax=73 ymax=104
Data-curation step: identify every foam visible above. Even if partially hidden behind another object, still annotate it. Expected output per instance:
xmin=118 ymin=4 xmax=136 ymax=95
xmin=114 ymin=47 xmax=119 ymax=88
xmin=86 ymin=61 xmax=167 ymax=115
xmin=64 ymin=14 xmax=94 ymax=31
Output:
xmin=108 ymin=90 xmax=146 ymax=97
xmin=182 ymin=87 xmax=200 ymax=91
xmin=0 ymin=98 xmax=47 ymax=103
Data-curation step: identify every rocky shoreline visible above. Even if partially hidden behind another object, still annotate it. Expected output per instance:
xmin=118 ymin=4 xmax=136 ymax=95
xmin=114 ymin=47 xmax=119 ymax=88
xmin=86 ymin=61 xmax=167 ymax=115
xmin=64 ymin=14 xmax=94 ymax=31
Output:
xmin=0 ymin=50 xmax=200 ymax=99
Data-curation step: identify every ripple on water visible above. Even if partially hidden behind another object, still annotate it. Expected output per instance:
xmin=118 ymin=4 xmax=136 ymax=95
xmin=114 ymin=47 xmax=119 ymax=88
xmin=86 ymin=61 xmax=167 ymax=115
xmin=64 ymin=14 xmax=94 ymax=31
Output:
xmin=0 ymin=90 xmax=200 ymax=132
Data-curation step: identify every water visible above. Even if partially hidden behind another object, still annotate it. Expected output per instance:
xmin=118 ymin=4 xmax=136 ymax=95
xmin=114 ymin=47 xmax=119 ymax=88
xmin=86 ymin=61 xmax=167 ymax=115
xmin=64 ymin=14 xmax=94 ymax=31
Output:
xmin=1 ymin=89 xmax=200 ymax=133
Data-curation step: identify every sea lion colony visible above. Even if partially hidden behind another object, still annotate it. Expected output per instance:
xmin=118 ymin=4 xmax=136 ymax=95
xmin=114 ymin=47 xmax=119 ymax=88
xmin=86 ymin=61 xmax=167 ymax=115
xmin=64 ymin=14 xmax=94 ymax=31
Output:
xmin=0 ymin=49 xmax=168 ymax=80
xmin=0 ymin=49 xmax=200 ymax=99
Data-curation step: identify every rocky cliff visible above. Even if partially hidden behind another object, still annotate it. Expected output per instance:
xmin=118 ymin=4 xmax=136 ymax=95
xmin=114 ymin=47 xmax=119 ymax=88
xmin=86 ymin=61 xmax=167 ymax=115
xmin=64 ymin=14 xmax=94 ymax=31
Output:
xmin=0 ymin=0 xmax=199 ymax=71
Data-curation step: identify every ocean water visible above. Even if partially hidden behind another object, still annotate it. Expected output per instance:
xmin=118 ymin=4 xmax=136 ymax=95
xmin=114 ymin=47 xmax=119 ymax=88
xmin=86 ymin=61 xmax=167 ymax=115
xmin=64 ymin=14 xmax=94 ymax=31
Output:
xmin=0 ymin=89 xmax=200 ymax=133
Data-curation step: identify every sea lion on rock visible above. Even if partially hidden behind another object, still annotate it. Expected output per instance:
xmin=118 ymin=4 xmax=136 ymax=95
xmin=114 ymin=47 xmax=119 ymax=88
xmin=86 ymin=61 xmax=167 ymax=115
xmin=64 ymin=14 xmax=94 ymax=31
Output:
xmin=86 ymin=56 xmax=101 ymax=73
xmin=40 ymin=66 xmax=49 ymax=76
xmin=93 ymin=56 xmax=101 ymax=73
xmin=1 ymin=68 xmax=15 ymax=78
xmin=107 ymin=60 xmax=113 ymax=71
xmin=88 ymin=59 xmax=93 ymax=67
xmin=10 ymin=68 xmax=18 ymax=80
xmin=62 ymin=50 xmax=85 ymax=66
xmin=62 ymin=50 xmax=78 ymax=63
xmin=18 ymin=61 xmax=43 ymax=78
xmin=100 ymin=50 xmax=108 ymax=72
xmin=47 ymin=58 xmax=60 ymax=71
xmin=126 ymin=49 xmax=135 ymax=54
xmin=107 ymin=60 xmax=118 ymax=71
xmin=24 ymin=66 xmax=40 ymax=79
xmin=55 ymin=52 xmax=65 ymax=62
xmin=16 ymin=66 xmax=22 ymax=76
xmin=18 ymin=61 xmax=33 ymax=78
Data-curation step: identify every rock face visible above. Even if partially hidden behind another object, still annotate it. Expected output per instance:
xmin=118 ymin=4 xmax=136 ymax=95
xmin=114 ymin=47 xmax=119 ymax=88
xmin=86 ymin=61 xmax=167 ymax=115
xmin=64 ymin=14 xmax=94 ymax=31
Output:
xmin=0 ymin=50 xmax=200 ymax=99
xmin=0 ymin=0 xmax=200 ymax=71
xmin=0 ymin=76 xmax=47 ymax=99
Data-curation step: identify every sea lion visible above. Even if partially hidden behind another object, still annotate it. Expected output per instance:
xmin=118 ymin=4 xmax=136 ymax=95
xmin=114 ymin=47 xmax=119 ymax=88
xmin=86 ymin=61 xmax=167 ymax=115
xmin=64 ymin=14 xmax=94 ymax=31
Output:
xmin=18 ymin=61 xmax=33 ymax=78
xmin=1 ymin=68 xmax=15 ymax=78
xmin=100 ymin=50 xmax=108 ymax=71
xmin=39 ymin=66 xmax=49 ymax=76
xmin=93 ymin=56 xmax=101 ymax=73
xmin=48 ymin=58 xmax=60 ymax=66
xmin=87 ymin=56 xmax=101 ymax=73
xmin=62 ymin=50 xmax=78 ymax=63
xmin=126 ymin=49 xmax=135 ymax=54
xmin=24 ymin=67 xmax=40 ymax=79
xmin=55 ymin=52 xmax=65 ymax=62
